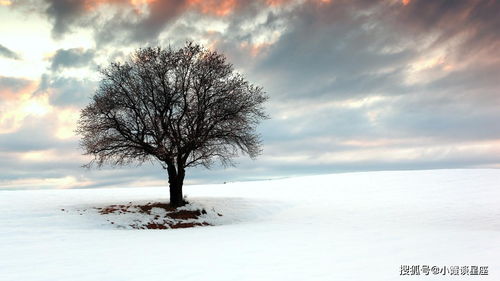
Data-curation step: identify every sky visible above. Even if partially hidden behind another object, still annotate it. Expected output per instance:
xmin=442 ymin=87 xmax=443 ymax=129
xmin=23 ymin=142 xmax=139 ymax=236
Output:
xmin=0 ymin=0 xmax=499 ymax=189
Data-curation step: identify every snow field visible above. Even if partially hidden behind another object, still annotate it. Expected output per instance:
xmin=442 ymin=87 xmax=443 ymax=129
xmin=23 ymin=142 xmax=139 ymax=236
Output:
xmin=1 ymin=169 xmax=499 ymax=280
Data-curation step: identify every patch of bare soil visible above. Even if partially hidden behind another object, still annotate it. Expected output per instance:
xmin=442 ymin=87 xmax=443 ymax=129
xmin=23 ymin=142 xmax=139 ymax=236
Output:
xmin=94 ymin=202 xmax=215 ymax=229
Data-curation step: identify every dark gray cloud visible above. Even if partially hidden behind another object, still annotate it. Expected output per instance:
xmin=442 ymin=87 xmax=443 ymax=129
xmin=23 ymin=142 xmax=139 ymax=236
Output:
xmin=10 ymin=0 xmax=127 ymax=39
xmin=391 ymin=0 xmax=500 ymax=52
xmin=15 ymin=0 xmax=277 ymax=45
xmin=41 ymin=0 xmax=116 ymax=39
xmin=45 ymin=0 xmax=84 ymax=36
xmin=0 ymin=44 xmax=21 ymax=60
xmin=44 ymin=0 xmax=81 ymax=37
xmin=250 ymin=3 xmax=403 ymax=100
xmin=92 ymin=0 xmax=187 ymax=46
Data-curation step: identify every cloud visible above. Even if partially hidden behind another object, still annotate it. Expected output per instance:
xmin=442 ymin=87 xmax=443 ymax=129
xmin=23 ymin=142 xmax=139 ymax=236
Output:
xmin=248 ymin=1 xmax=413 ymax=101
xmin=50 ymin=48 xmax=95 ymax=71
xmin=0 ymin=44 xmax=21 ymax=60
xmin=95 ymin=0 xmax=187 ymax=45
xmin=15 ymin=0 xmax=291 ymax=45
xmin=1 ymin=0 xmax=500 ymax=189
xmin=49 ymin=77 xmax=96 ymax=106
xmin=42 ymin=0 xmax=126 ymax=39
xmin=0 ymin=76 xmax=50 ymax=134
xmin=0 ymin=113 xmax=73 ymax=152
xmin=387 ymin=0 xmax=500 ymax=71
xmin=33 ymin=73 xmax=96 ymax=106
xmin=0 ymin=76 xmax=32 ymax=97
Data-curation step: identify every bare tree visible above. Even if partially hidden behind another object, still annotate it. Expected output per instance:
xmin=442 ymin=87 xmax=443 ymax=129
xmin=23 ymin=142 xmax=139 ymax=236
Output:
xmin=77 ymin=43 xmax=268 ymax=207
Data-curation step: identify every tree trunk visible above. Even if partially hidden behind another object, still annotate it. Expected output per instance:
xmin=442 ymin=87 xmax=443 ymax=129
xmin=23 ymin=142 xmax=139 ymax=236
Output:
xmin=167 ymin=165 xmax=186 ymax=207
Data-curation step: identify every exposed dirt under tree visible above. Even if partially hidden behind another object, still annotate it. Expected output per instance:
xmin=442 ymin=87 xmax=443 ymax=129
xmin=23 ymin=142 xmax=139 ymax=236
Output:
xmin=93 ymin=202 xmax=221 ymax=229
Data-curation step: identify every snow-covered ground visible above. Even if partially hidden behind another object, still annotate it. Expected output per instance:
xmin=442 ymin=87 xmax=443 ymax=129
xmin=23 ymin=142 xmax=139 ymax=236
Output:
xmin=1 ymin=169 xmax=499 ymax=280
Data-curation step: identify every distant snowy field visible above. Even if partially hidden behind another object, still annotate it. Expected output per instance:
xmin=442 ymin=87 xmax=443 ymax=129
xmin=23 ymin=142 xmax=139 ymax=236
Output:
xmin=1 ymin=169 xmax=499 ymax=281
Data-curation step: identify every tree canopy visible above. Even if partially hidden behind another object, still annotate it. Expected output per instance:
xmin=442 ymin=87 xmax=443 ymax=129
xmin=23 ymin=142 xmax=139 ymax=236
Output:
xmin=77 ymin=42 xmax=268 ymax=206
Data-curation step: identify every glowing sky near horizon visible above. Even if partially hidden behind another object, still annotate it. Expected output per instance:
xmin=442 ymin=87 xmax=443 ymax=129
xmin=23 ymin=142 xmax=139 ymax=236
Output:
xmin=0 ymin=0 xmax=499 ymax=189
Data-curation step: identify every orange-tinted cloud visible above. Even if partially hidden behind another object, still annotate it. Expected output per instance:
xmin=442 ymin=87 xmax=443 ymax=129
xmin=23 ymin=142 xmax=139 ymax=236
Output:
xmin=129 ymin=0 xmax=156 ymax=6
xmin=78 ymin=0 xmax=156 ymax=11
xmin=402 ymin=0 xmax=411 ymax=5
xmin=79 ymin=0 xmax=240 ymax=17
xmin=266 ymin=0 xmax=293 ymax=6
xmin=265 ymin=0 xmax=330 ymax=7
xmin=81 ymin=0 xmax=121 ymax=11
xmin=240 ymin=42 xmax=272 ymax=57
xmin=0 ymin=77 xmax=35 ymax=101
xmin=187 ymin=0 xmax=237 ymax=16
xmin=0 ymin=77 xmax=49 ymax=134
